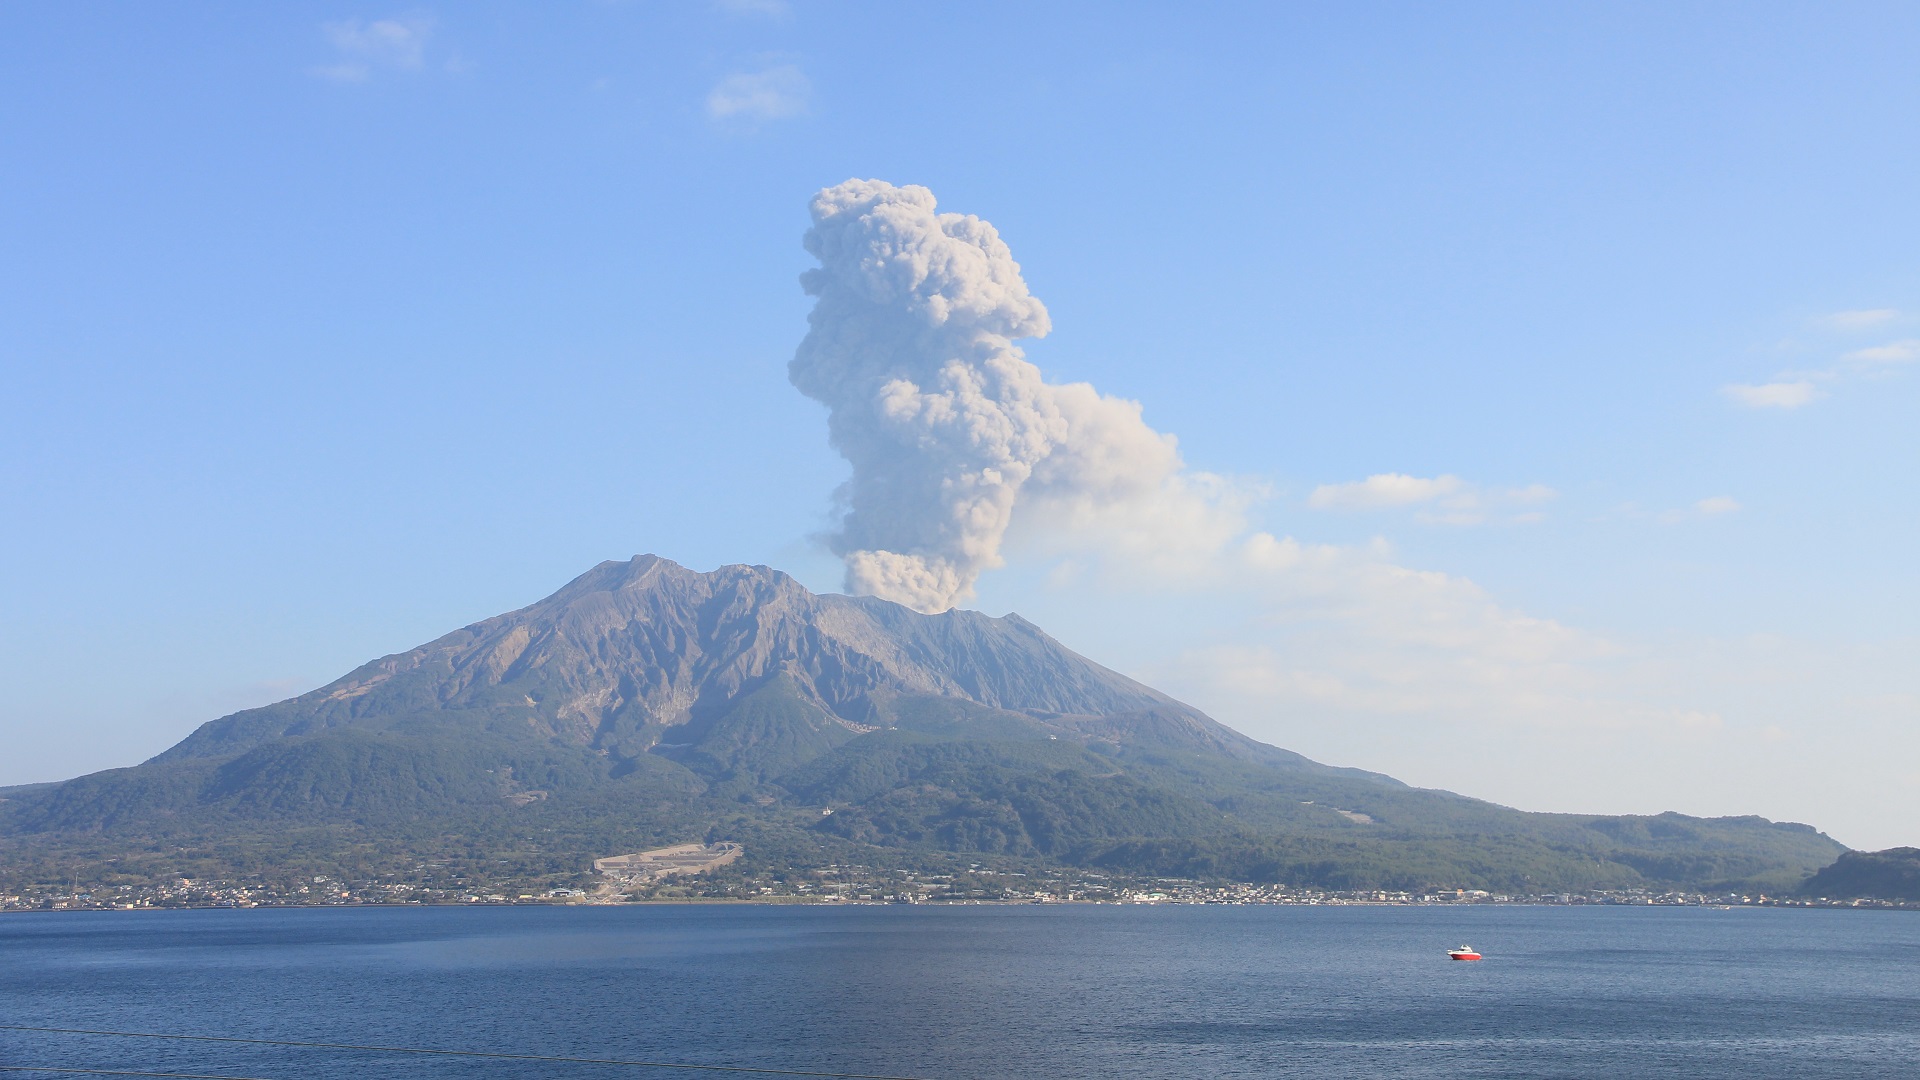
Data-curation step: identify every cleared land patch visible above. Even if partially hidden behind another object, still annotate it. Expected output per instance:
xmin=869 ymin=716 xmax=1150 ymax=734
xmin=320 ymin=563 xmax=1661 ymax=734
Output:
xmin=594 ymin=842 xmax=743 ymax=882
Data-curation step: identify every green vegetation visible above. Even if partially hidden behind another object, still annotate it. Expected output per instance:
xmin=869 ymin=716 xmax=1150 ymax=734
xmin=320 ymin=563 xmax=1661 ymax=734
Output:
xmin=0 ymin=712 xmax=1843 ymax=897
xmin=1797 ymin=848 xmax=1920 ymax=901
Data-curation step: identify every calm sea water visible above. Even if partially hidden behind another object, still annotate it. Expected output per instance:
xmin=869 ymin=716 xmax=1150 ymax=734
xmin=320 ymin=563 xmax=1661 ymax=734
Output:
xmin=3 ymin=903 xmax=1917 ymax=1079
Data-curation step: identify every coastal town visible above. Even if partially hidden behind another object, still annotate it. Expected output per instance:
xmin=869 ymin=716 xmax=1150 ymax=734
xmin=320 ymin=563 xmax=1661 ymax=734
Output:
xmin=4 ymin=850 xmax=1913 ymax=913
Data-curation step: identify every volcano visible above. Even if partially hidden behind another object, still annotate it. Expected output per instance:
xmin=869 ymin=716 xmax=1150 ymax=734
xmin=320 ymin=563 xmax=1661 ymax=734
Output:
xmin=0 ymin=556 xmax=1844 ymax=893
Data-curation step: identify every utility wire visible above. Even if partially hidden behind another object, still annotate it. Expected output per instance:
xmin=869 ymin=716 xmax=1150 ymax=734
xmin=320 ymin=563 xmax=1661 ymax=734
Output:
xmin=0 ymin=1026 xmax=939 ymax=1080
xmin=0 ymin=1060 xmax=278 ymax=1068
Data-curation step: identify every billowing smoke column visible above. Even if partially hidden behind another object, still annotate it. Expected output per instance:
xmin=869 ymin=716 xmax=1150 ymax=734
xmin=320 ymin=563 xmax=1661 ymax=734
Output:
xmin=792 ymin=179 xmax=1191 ymax=612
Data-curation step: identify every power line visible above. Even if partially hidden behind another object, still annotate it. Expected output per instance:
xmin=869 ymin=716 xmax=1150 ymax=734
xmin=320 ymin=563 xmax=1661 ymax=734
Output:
xmin=0 ymin=1060 xmax=278 ymax=1068
xmin=0 ymin=1026 xmax=939 ymax=1080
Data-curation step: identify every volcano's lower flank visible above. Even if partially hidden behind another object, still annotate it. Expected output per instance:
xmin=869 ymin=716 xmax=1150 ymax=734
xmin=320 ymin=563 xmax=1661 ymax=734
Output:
xmin=0 ymin=556 xmax=1846 ymax=899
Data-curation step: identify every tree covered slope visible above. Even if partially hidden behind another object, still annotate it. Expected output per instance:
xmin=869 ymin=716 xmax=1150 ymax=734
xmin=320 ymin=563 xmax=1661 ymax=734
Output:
xmin=1797 ymin=848 xmax=1920 ymax=900
xmin=0 ymin=556 xmax=1846 ymax=893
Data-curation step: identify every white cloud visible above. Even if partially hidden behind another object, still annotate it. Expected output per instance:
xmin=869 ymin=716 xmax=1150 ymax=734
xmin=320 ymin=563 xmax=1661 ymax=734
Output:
xmin=1308 ymin=473 xmax=1462 ymax=510
xmin=1723 ymin=381 xmax=1820 ymax=409
xmin=1506 ymin=483 xmax=1558 ymax=504
xmin=1153 ymin=623 xmax=1920 ymax=844
xmin=1843 ymin=339 xmax=1920 ymax=367
xmin=1045 ymin=529 xmax=1675 ymax=739
xmin=1822 ymin=308 xmax=1901 ymax=331
xmin=1307 ymin=474 xmax=1555 ymax=526
xmin=707 ymin=65 xmax=810 ymax=122
xmin=1612 ymin=498 xmax=1744 ymax=524
xmin=313 ymin=16 xmax=435 ymax=83
xmin=1003 ymin=529 xmax=1920 ymax=846
xmin=1726 ymin=311 xmax=1916 ymax=408
xmin=1010 ymin=468 xmax=1265 ymax=585
xmin=999 ymin=516 xmax=1649 ymax=741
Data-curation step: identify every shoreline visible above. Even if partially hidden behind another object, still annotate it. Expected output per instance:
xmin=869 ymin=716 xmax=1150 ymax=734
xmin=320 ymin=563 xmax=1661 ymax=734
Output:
xmin=6 ymin=895 xmax=1914 ymax=915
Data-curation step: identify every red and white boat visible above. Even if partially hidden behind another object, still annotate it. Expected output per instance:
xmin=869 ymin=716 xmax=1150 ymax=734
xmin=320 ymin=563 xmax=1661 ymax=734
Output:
xmin=1447 ymin=945 xmax=1483 ymax=961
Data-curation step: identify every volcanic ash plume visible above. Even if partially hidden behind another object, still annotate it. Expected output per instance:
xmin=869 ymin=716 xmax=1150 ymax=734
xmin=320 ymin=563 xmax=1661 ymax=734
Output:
xmin=792 ymin=179 xmax=1195 ymax=613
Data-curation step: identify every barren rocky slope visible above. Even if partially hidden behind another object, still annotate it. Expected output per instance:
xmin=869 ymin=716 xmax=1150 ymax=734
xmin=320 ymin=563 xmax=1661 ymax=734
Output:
xmin=161 ymin=555 xmax=1290 ymax=769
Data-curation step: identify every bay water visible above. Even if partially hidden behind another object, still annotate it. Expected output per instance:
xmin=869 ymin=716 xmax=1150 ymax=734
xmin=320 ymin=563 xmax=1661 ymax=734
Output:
xmin=3 ymin=904 xmax=1917 ymax=1078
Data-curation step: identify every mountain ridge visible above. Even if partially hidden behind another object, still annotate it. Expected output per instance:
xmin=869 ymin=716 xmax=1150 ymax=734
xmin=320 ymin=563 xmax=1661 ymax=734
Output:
xmin=0 ymin=555 xmax=1846 ymax=895
xmin=158 ymin=555 xmax=1315 ymax=772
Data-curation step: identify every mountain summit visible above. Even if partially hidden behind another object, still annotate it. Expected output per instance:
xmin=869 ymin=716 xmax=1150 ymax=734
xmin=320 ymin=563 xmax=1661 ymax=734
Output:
xmin=162 ymin=555 xmax=1289 ymax=770
xmin=2 ymin=557 xmax=1844 ymax=894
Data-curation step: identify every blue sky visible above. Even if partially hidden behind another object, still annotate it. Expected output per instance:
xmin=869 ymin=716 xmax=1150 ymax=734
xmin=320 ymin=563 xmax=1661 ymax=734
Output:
xmin=4 ymin=2 xmax=1916 ymax=846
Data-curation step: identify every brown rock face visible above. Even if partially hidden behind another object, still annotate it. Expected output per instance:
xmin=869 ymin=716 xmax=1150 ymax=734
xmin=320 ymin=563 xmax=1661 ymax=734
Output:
xmin=161 ymin=555 xmax=1273 ymax=764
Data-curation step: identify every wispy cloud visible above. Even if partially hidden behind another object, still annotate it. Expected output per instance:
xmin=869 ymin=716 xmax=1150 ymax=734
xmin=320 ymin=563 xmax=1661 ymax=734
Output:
xmin=1726 ymin=308 xmax=1914 ymax=409
xmin=711 ymin=0 xmax=790 ymax=15
xmin=707 ymin=64 xmax=810 ymax=123
xmin=1307 ymin=473 xmax=1555 ymax=526
xmin=995 ymin=454 xmax=1918 ymax=844
xmin=1822 ymin=308 xmax=1901 ymax=331
xmin=1613 ymin=497 xmax=1745 ymax=524
xmin=1842 ymin=339 xmax=1919 ymax=368
xmin=1723 ymin=381 xmax=1820 ymax=409
xmin=313 ymin=15 xmax=436 ymax=83
xmin=1307 ymin=473 xmax=1461 ymax=510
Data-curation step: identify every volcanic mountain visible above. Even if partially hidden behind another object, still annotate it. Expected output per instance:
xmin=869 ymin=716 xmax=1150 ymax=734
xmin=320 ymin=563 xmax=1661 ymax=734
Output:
xmin=158 ymin=554 xmax=1284 ymax=771
xmin=0 ymin=556 xmax=1845 ymax=892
